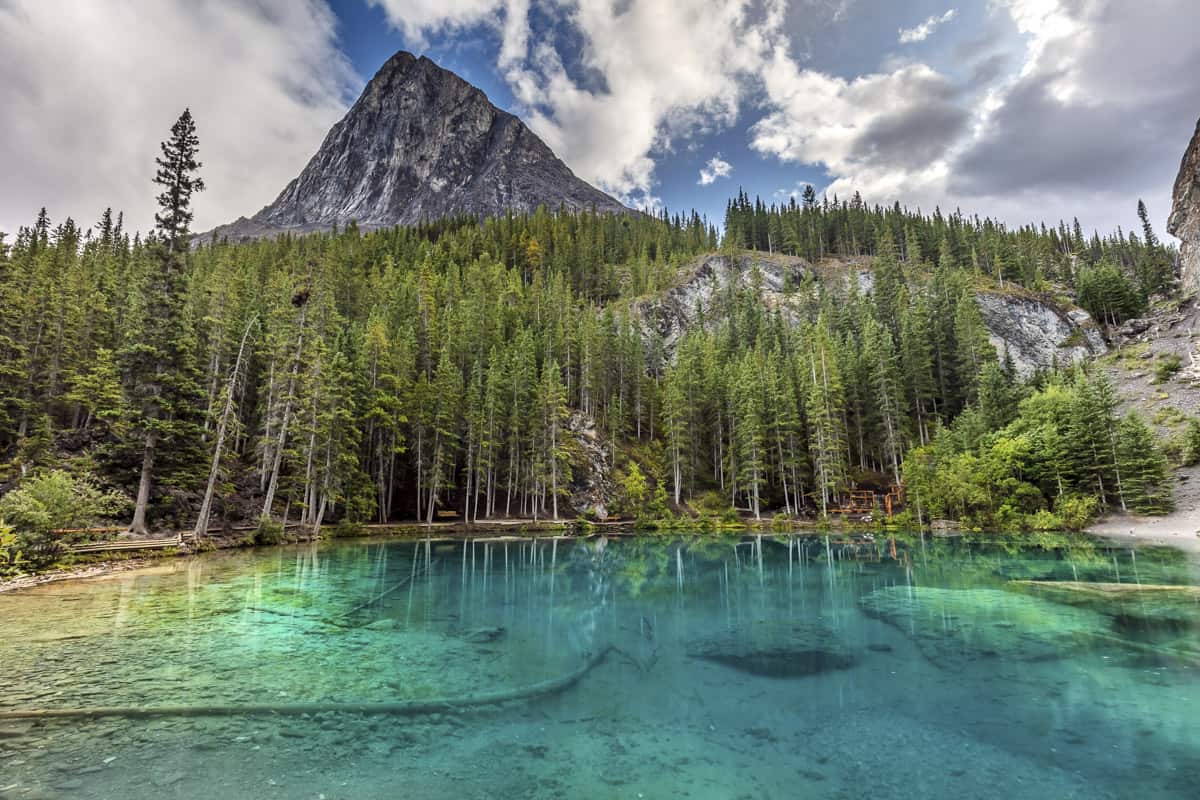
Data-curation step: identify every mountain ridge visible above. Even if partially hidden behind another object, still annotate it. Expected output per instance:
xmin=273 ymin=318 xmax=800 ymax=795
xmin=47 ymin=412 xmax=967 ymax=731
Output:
xmin=199 ymin=51 xmax=628 ymax=242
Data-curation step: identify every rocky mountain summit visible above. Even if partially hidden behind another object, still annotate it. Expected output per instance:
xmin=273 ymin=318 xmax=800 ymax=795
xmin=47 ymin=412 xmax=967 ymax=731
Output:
xmin=1169 ymin=116 xmax=1200 ymax=294
xmin=201 ymin=51 xmax=627 ymax=242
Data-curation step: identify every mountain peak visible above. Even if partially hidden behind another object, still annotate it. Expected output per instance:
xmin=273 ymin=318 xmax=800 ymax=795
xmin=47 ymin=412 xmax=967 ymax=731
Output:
xmin=201 ymin=51 xmax=628 ymax=242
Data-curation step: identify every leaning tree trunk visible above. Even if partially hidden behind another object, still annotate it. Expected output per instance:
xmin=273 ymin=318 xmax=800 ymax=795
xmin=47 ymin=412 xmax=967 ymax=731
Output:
xmin=261 ymin=300 xmax=308 ymax=519
xmin=194 ymin=316 xmax=256 ymax=539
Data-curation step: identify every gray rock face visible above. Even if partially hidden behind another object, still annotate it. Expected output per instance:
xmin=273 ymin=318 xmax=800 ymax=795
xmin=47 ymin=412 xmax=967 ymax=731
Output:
xmin=202 ymin=51 xmax=627 ymax=241
xmin=633 ymin=253 xmax=809 ymax=355
xmin=634 ymin=253 xmax=1103 ymax=377
xmin=568 ymin=412 xmax=615 ymax=520
xmin=1169 ymin=117 xmax=1200 ymax=294
xmin=975 ymin=291 xmax=1106 ymax=377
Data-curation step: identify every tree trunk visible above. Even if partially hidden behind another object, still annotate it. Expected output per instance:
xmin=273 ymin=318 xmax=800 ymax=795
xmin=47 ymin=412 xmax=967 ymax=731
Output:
xmin=129 ymin=431 xmax=157 ymax=535
xmin=194 ymin=316 xmax=255 ymax=538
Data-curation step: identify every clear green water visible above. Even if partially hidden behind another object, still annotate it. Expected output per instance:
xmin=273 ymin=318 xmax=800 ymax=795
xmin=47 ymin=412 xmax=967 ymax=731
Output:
xmin=2 ymin=534 xmax=1198 ymax=799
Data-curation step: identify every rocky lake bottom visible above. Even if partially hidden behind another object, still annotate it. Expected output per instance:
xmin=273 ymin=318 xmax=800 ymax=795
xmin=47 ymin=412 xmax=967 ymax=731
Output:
xmin=1 ymin=533 xmax=1198 ymax=799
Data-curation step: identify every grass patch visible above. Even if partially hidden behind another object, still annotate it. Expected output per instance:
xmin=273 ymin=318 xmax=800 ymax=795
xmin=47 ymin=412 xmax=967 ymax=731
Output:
xmin=1152 ymin=406 xmax=1190 ymax=429
xmin=1151 ymin=353 xmax=1183 ymax=384
xmin=1101 ymin=341 xmax=1150 ymax=370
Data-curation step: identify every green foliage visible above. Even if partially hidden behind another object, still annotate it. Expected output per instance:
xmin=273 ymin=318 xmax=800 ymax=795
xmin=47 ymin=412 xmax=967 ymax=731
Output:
xmin=331 ymin=520 xmax=365 ymax=539
xmin=0 ymin=470 xmax=127 ymax=566
xmin=0 ymin=521 xmax=23 ymax=574
xmin=1076 ymin=260 xmax=1144 ymax=325
xmin=1151 ymin=354 xmax=1182 ymax=384
xmin=1057 ymin=495 xmax=1098 ymax=531
xmin=0 ymin=179 xmax=1176 ymax=543
xmin=903 ymin=371 xmax=1170 ymax=530
xmin=620 ymin=463 xmax=649 ymax=518
xmin=1180 ymin=418 xmax=1200 ymax=466
xmin=1115 ymin=413 xmax=1173 ymax=515
xmin=251 ymin=518 xmax=285 ymax=546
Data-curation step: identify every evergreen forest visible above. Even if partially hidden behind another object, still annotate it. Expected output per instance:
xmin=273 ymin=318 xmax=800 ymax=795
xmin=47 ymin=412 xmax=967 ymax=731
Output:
xmin=0 ymin=112 xmax=1183 ymax=567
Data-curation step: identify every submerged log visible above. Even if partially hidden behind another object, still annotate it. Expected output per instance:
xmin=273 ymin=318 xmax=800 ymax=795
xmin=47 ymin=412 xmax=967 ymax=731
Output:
xmin=0 ymin=647 xmax=612 ymax=722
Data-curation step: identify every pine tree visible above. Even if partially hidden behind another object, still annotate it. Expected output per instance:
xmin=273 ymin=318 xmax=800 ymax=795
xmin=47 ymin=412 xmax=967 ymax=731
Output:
xmin=862 ymin=316 xmax=905 ymax=482
xmin=803 ymin=319 xmax=848 ymax=515
xmin=953 ymin=292 xmax=995 ymax=406
xmin=1116 ymin=413 xmax=1173 ymax=514
xmin=538 ymin=359 xmax=571 ymax=520
xmin=123 ymin=111 xmax=206 ymax=534
xmin=732 ymin=351 xmax=766 ymax=519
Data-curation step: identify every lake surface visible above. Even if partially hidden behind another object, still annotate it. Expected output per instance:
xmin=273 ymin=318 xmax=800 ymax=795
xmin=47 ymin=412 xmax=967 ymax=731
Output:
xmin=1 ymin=533 xmax=1198 ymax=799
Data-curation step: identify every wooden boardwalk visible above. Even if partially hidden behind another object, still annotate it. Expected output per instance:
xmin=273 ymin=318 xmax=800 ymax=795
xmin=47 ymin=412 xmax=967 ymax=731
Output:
xmin=67 ymin=533 xmax=187 ymax=554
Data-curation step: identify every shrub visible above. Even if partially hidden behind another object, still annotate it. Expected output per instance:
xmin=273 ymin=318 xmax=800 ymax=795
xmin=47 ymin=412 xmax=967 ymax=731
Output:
xmin=695 ymin=491 xmax=729 ymax=515
xmin=1181 ymin=418 xmax=1200 ymax=465
xmin=1056 ymin=495 xmax=1098 ymax=531
xmin=332 ymin=519 xmax=364 ymax=539
xmin=1152 ymin=354 xmax=1182 ymax=384
xmin=0 ymin=522 xmax=23 ymax=575
xmin=0 ymin=470 xmax=127 ymax=567
xmin=1028 ymin=510 xmax=1064 ymax=532
xmin=252 ymin=518 xmax=285 ymax=545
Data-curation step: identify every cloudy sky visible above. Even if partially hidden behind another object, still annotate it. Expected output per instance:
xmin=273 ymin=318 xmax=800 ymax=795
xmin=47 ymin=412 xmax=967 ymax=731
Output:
xmin=2 ymin=0 xmax=1198 ymax=240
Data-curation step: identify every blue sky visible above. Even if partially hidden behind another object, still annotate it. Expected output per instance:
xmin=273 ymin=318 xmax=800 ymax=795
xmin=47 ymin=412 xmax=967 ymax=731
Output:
xmin=325 ymin=0 xmax=1009 ymax=228
xmin=1 ymin=1 xmax=1198 ymax=239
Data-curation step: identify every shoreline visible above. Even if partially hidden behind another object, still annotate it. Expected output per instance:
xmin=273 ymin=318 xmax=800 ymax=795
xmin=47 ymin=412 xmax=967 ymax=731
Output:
xmin=4 ymin=518 xmax=1198 ymax=594
xmin=1086 ymin=512 xmax=1200 ymax=552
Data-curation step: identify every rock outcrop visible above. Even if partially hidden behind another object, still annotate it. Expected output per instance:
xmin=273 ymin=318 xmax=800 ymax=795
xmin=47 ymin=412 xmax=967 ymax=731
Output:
xmin=975 ymin=291 xmax=1106 ymax=377
xmin=632 ymin=253 xmax=809 ymax=355
xmin=201 ymin=51 xmax=627 ymax=242
xmin=634 ymin=252 xmax=1105 ymax=374
xmin=1169 ymin=117 xmax=1200 ymax=295
xmin=567 ymin=412 xmax=616 ymax=520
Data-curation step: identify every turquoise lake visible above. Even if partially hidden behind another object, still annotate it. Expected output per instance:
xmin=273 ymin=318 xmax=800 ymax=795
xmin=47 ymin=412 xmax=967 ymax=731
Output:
xmin=1 ymin=533 xmax=1198 ymax=799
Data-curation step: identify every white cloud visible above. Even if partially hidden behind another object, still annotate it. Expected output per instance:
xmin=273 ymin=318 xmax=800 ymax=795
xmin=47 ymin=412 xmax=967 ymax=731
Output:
xmin=366 ymin=0 xmax=530 ymax=67
xmin=747 ymin=0 xmax=1200 ymax=235
xmin=751 ymin=52 xmax=966 ymax=181
xmin=0 ymin=0 xmax=357 ymax=237
xmin=698 ymin=155 xmax=733 ymax=185
xmin=898 ymin=8 xmax=957 ymax=44
xmin=370 ymin=0 xmax=788 ymax=208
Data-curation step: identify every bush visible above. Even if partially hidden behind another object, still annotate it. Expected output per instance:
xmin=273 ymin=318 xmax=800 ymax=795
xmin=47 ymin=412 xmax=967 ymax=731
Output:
xmin=331 ymin=519 xmax=364 ymax=539
xmin=1152 ymin=354 xmax=1183 ymax=384
xmin=0 ymin=470 xmax=127 ymax=567
xmin=1028 ymin=510 xmax=1064 ymax=532
xmin=695 ymin=491 xmax=729 ymax=515
xmin=0 ymin=522 xmax=23 ymax=575
xmin=1181 ymin=418 xmax=1200 ymax=465
xmin=1056 ymin=495 xmax=1098 ymax=531
xmin=251 ymin=518 xmax=285 ymax=545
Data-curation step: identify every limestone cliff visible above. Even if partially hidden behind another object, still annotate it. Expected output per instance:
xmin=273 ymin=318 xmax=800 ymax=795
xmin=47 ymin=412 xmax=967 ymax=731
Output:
xmin=1169 ymin=117 xmax=1200 ymax=294
xmin=634 ymin=252 xmax=1105 ymax=374
xmin=975 ymin=291 xmax=1106 ymax=377
xmin=632 ymin=253 xmax=809 ymax=354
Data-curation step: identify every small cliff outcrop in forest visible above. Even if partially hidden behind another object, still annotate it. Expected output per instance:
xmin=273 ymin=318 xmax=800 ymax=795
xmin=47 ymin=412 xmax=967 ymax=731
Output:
xmin=633 ymin=253 xmax=809 ymax=354
xmin=975 ymin=291 xmax=1106 ymax=377
xmin=1169 ymin=117 xmax=1200 ymax=295
xmin=635 ymin=252 xmax=1105 ymax=373
xmin=567 ymin=412 xmax=616 ymax=520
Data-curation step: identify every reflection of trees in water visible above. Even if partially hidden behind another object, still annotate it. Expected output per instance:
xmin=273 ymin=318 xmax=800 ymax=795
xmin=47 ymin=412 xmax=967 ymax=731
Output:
xmin=564 ymin=537 xmax=615 ymax=657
